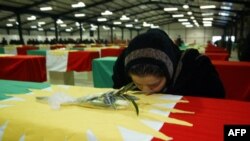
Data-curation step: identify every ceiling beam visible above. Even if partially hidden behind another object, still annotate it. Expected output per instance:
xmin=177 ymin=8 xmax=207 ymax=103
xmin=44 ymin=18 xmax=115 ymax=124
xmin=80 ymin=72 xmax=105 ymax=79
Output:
xmin=210 ymin=0 xmax=250 ymax=6
xmin=0 ymin=4 xmax=56 ymax=18
xmin=0 ymin=3 xmax=138 ymax=30
xmin=79 ymin=1 xmax=151 ymax=22
xmin=56 ymin=0 xmax=113 ymax=17
xmin=21 ymin=0 xmax=53 ymax=10
xmin=0 ymin=0 xmax=53 ymax=21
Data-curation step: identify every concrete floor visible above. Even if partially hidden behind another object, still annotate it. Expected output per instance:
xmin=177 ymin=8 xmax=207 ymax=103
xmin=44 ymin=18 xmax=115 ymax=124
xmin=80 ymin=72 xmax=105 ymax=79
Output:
xmin=229 ymin=49 xmax=239 ymax=61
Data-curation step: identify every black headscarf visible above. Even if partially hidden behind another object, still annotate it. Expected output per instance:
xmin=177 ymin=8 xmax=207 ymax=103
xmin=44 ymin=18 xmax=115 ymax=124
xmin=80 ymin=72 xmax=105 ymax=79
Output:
xmin=112 ymin=29 xmax=181 ymax=88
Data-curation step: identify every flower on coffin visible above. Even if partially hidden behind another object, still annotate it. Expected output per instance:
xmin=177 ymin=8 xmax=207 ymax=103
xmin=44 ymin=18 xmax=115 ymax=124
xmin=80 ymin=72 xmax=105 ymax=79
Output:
xmin=36 ymin=83 xmax=140 ymax=115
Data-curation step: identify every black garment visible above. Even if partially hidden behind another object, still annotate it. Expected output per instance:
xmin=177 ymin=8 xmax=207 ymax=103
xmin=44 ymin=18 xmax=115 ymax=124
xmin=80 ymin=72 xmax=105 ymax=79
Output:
xmin=165 ymin=49 xmax=225 ymax=98
xmin=112 ymin=29 xmax=225 ymax=98
xmin=112 ymin=49 xmax=132 ymax=88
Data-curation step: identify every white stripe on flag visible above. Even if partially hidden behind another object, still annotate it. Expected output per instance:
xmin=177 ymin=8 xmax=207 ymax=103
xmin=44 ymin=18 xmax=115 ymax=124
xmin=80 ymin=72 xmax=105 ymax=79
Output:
xmin=4 ymin=47 xmax=17 ymax=55
xmin=46 ymin=51 xmax=68 ymax=72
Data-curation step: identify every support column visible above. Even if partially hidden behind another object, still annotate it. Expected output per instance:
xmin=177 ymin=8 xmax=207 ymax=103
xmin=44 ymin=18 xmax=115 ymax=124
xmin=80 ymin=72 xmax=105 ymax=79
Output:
xmin=234 ymin=21 xmax=238 ymax=41
xmin=111 ymin=26 xmax=113 ymax=43
xmin=239 ymin=15 xmax=244 ymax=39
xmin=221 ymin=27 xmax=227 ymax=48
xmin=203 ymin=27 xmax=206 ymax=43
xmin=6 ymin=28 xmax=10 ymax=35
xmin=97 ymin=25 xmax=100 ymax=41
xmin=79 ymin=22 xmax=83 ymax=42
xmin=53 ymin=18 xmax=58 ymax=43
xmin=16 ymin=13 xmax=24 ymax=44
xmin=130 ymin=29 xmax=132 ymax=40
xmin=185 ymin=27 xmax=187 ymax=43
xmin=121 ymin=28 xmax=124 ymax=40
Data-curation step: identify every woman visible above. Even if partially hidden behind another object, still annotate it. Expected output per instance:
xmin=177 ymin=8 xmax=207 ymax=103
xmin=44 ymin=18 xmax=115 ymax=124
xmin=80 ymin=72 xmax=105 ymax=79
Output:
xmin=112 ymin=29 xmax=225 ymax=98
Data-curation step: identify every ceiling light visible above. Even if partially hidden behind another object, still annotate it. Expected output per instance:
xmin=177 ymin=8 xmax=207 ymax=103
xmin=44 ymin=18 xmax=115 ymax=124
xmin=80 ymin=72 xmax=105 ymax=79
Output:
xmin=113 ymin=21 xmax=122 ymax=25
xmin=163 ymin=7 xmax=178 ymax=11
xmin=190 ymin=16 xmax=195 ymax=19
xmin=97 ymin=18 xmax=107 ymax=22
xmin=56 ymin=19 xmax=63 ymax=24
xmin=178 ymin=19 xmax=188 ymax=22
xmin=202 ymin=13 xmax=214 ymax=16
xmin=219 ymin=12 xmax=229 ymax=16
xmin=204 ymin=23 xmax=212 ymax=27
xmin=194 ymin=23 xmax=200 ymax=27
xmin=65 ymin=28 xmax=72 ymax=32
xmin=71 ymin=2 xmax=85 ymax=8
xmin=221 ymin=6 xmax=231 ymax=10
xmin=27 ymin=15 xmax=36 ymax=21
xmin=6 ymin=23 xmax=13 ymax=27
xmin=38 ymin=22 xmax=46 ymax=25
xmin=90 ymin=27 xmax=96 ymax=31
xmin=38 ymin=28 xmax=44 ymax=31
xmin=183 ymin=4 xmax=189 ymax=9
xmin=203 ymin=18 xmax=213 ymax=21
xmin=182 ymin=22 xmax=191 ymax=25
xmin=200 ymin=5 xmax=216 ymax=9
xmin=90 ymin=24 xmax=97 ymax=28
xmin=187 ymin=11 xmax=192 ymax=15
xmin=185 ymin=24 xmax=193 ymax=28
xmin=74 ymin=13 xmax=85 ymax=17
xmin=134 ymin=19 xmax=138 ymax=22
xmin=75 ymin=22 xmax=80 ymax=26
xmin=101 ymin=10 xmax=113 ymax=16
xmin=31 ymin=25 xmax=37 ymax=29
xmin=172 ymin=14 xmax=184 ymax=18
xmin=151 ymin=24 xmax=159 ymax=28
xmin=103 ymin=26 xmax=110 ymax=30
xmin=8 ymin=19 xmax=16 ymax=22
xmin=125 ymin=24 xmax=133 ymax=27
xmin=40 ymin=6 xmax=52 ymax=11
xmin=143 ymin=22 xmax=151 ymax=27
xmin=120 ymin=15 xmax=130 ymax=20
xmin=60 ymin=24 xmax=67 ymax=27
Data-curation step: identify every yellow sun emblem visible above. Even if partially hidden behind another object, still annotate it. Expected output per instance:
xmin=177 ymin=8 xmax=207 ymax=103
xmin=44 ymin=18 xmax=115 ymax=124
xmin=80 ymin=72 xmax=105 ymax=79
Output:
xmin=0 ymin=85 xmax=193 ymax=141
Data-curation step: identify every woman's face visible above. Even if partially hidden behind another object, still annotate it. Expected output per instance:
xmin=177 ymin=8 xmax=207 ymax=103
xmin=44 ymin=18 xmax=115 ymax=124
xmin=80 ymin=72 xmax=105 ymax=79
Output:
xmin=130 ymin=74 xmax=166 ymax=94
